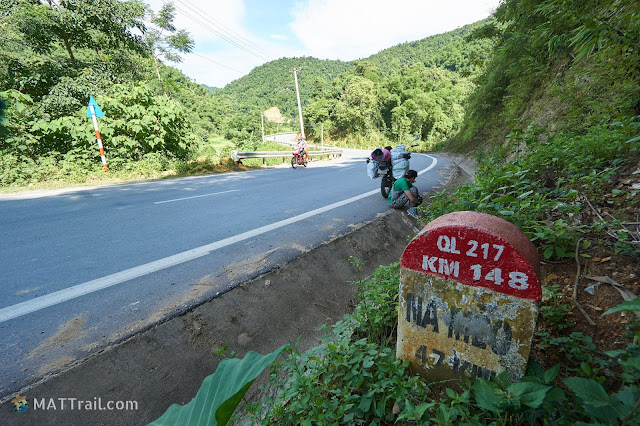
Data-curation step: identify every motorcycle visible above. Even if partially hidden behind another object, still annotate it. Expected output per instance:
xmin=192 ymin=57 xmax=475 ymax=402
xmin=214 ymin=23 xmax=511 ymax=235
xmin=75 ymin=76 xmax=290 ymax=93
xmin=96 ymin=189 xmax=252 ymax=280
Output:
xmin=379 ymin=162 xmax=397 ymax=198
xmin=368 ymin=144 xmax=417 ymax=198
xmin=291 ymin=146 xmax=307 ymax=168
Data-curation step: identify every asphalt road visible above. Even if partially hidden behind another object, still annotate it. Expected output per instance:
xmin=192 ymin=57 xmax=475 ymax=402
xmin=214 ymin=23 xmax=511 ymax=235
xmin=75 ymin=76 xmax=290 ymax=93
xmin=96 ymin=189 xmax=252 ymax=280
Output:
xmin=0 ymin=147 xmax=455 ymax=398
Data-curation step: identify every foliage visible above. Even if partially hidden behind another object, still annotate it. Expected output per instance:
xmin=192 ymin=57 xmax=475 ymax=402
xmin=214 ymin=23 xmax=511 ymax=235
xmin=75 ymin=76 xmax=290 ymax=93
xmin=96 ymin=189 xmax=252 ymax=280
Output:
xmin=563 ymin=376 xmax=640 ymax=425
xmin=0 ymin=82 xmax=197 ymax=185
xmin=604 ymin=297 xmax=640 ymax=316
xmin=214 ymin=23 xmax=494 ymax=148
xmin=213 ymin=57 xmax=353 ymax=119
xmin=0 ymin=0 xmax=237 ymax=188
xmin=5 ymin=0 xmax=146 ymax=62
xmin=380 ymin=65 xmax=472 ymax=146
xmin=301 ymin=62 xmax=473 ymax=149
xmin=423 ymin=121 xmax=640 ymax=260
xmin=366 ymin=19 xmax=495 ymax=76
xmin=1 ymin=2 xmax=495 ymax=187
xmin=144 ymin=1 xmax=194 ymax=91
xmin=451 ymin=0 xmax=640 ymax=149
xmin=539 ymin=300 xmax=572 ymax=331
xmin=240 ymin=264 xmax=428 ymax=425
xmin=96 ymin=83 xmax=197 ymax=162
xmin=350 ymin=264 xmax=401 ymax=348
xmin=149 ymin=344 xmax=288 ymax=426
xmin=235 ymin=264 xmax=640 ymax=425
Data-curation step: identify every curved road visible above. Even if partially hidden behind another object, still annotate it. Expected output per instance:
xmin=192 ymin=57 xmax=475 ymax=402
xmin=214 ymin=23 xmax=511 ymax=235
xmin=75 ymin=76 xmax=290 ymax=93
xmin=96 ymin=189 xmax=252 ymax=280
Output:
xmin=0 ymin=148 xmax=456 ymax=398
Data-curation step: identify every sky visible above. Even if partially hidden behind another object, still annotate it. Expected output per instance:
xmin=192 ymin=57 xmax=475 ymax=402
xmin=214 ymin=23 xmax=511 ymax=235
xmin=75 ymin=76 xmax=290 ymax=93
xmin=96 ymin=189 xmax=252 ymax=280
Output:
xmin=144 ymin=0 xmax=502 ymax=88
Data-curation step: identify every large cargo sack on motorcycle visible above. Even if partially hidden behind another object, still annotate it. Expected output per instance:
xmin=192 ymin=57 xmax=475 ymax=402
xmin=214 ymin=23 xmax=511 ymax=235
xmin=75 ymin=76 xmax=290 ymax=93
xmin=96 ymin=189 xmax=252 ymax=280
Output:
xmin=390 ymin=145 xmax=409 ymax=179
xmin=371 ymin=148 xmax=384 ymax=162
xmin=390 ymin=145 xmax=407 ymax=161
xmin=392 ymin=159 xmax=408 ymax=179
xmin=367 ymin=159 xmax=380 ymax=179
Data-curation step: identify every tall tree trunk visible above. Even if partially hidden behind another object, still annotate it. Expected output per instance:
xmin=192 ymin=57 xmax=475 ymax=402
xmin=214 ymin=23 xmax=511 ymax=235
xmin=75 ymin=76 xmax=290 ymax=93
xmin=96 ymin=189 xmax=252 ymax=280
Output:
xmin=153 ymin=56 xmax=168 ymax=98
xmin=95 ymin=48 xmax=105 ymax=63
xmin=61 ymin=35 xmax=76 ymax=63
xmin=45 ymin=0 xmax=75 ymax=63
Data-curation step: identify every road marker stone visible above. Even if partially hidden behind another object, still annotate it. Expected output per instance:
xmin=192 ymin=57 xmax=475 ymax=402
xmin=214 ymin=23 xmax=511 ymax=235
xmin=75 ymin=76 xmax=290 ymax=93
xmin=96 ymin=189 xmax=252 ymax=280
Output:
xmin=397 ymin=211 xmax=541 ymax=381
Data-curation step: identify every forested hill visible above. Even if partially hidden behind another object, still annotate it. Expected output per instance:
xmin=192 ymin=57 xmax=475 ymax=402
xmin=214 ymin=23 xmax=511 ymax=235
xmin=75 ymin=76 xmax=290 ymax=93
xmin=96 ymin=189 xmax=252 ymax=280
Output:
xmin=366 ymin=19 xmax=493 ymax=75
xmin=214 ymin=57 xmax=353 ymax=117
xmin=212 ymin=20 xmax=493 ymax=118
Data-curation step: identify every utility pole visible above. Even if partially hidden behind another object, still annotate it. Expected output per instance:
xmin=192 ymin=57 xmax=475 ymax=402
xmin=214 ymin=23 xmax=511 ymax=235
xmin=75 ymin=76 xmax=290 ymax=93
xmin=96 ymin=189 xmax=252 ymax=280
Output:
xmin=261 ymin=111 xmax=265 ymax=143
xmin=291 ymin=68 xmax=305 ymax=139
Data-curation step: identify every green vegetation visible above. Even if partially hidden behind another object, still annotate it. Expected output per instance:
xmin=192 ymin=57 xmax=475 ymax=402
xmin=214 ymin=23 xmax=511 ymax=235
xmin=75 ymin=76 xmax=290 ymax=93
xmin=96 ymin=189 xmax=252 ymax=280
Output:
xmin=422 ymin=0 xmax=640 ymax=263
xmin=233 ymin=265 xmax=640 ymax=424
xmin=425 ymin=122 xmax=639 ymax=260
xmin=366 ymin=19 xmax=494 ymax=76
xmin=3 ymin=0 xmax=640 ymax=421
xmin=0 ymin=0 xmax=285 ymax=188
xmin=303 ymin=62 xmax=473 ymax=149
xmin=450 ymin=0 xmax=640 ymax=149
xmin=239 ymin=264 xmax=425 ymax=424
xmin=150 ymin=345 xmax=288 ymax=426
xmin=213 ymin=57 xmax=353 ymax=119
xmin=211 ymin=20 xmax=493 ymax=150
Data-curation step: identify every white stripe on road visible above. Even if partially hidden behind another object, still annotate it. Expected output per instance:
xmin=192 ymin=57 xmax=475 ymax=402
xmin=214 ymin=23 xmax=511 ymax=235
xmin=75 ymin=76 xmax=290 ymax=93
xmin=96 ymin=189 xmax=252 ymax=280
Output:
xmin=0 ymin=156 xmax=438 ymax=323
xmin=154 ymin=189 xmax=239 ymax=204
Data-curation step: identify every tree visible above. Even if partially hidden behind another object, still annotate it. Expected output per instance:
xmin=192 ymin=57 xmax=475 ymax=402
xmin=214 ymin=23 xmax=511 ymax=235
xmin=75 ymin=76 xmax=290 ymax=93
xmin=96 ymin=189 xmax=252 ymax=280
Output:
xmin=332 ymin=76 xmax=378 ymax=133
xmin=353 ymin=60 xmax=380 ymax=82
xmin=144 ymin=1 xmax=194 ymax=94
xmin=6 ymin=0 xmax=147 ymax=63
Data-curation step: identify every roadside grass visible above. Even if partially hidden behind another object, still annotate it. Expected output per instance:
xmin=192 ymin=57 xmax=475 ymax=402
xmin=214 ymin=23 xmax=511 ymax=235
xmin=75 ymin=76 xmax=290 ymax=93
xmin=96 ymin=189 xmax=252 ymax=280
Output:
xmin=234 ymin=262 xmax=640 ymax=425
xmin=0 ymin=155 xmax=249 ymax=195
xmin=0 ymin=139 xmax=277 ymax=194
xmin=0 ymin=132 xmax=382 ymax=194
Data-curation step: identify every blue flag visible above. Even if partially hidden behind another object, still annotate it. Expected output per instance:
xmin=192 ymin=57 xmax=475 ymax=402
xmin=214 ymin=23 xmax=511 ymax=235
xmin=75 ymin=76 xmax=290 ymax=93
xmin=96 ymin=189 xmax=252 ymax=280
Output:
xmin=87 ymin=96 xmax=105 ymax=118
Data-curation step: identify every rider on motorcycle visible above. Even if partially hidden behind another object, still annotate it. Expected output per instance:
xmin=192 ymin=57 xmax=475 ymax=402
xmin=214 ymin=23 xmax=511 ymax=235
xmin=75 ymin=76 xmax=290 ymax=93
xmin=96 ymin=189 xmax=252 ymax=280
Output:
xmin=296 ymin=137 xmax=308 ymax=160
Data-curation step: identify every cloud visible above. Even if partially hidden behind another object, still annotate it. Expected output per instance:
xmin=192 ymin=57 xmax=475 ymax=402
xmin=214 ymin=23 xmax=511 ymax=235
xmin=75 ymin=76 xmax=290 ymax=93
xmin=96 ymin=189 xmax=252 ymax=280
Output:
xmin=270 ymin=34 xmax=289 ymax=40
xmin=290 ymin=0 xmax=499 ymax=60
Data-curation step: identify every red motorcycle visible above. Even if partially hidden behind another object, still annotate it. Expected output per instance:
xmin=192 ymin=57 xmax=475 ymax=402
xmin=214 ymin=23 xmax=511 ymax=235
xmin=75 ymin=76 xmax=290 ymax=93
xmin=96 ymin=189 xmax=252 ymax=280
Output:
xmin=291 ymin=146 xmax=308 ymax=168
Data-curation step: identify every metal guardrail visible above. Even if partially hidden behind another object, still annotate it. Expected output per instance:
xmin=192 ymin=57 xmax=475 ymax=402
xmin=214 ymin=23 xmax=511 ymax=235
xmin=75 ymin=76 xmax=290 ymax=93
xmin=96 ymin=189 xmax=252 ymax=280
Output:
xmin=231 ymin=149 xmax=342 ymax=164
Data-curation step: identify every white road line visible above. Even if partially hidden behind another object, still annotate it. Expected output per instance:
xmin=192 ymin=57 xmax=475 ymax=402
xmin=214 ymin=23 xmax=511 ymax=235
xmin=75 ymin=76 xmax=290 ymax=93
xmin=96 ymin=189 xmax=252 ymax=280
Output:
xmin=0 ymin=156 xmax=438 ymax=323
xmin=154 ymin=189 xmax=239 ymax=204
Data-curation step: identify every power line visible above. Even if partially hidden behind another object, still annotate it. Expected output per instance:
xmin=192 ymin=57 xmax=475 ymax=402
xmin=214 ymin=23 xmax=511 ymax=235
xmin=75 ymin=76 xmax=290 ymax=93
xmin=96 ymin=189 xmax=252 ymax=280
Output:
xmin=175 ymin=0 xmax=276 ymax=60
xmin=165 ymin=0 xmax=275 ymax=62
xmin=189 ymin=51 xmax=244 ymax=74
xmin=171 ymin=3 xmax=271 ymax=61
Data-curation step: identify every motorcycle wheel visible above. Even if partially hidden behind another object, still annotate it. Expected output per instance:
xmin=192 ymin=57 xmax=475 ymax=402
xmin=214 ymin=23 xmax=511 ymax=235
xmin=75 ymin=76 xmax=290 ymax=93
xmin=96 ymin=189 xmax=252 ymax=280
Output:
xmin=381 ymin=176 xmax=393 ymax=198
xmin=291 ymin=156 xmax=297 ymax=169
xmin=303 ymin=157 xmax=307 ymax=167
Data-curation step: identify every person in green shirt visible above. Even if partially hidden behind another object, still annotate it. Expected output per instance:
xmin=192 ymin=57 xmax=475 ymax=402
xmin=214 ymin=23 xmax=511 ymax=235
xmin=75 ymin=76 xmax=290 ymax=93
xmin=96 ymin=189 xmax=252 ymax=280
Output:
xmin=389 ymin=170 xmax=423 ymax=216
